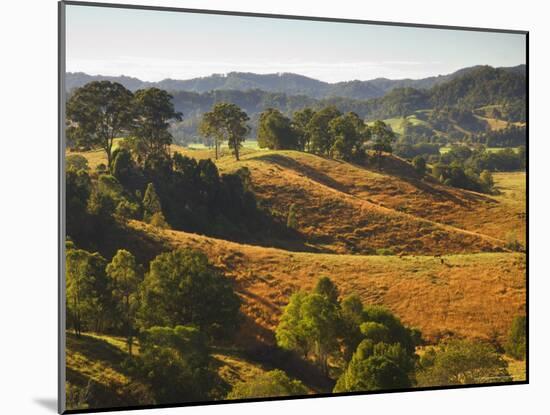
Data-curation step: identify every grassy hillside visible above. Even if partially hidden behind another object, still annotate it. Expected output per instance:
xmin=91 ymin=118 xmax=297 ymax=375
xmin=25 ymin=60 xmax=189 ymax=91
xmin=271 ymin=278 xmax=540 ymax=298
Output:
xmin=68 ymin=144 xmax=526 ymax=404
xmin=173 ymin=147 xmax=524 ymax=250
xmin=123 ymin=220 xmax=525 ymax=347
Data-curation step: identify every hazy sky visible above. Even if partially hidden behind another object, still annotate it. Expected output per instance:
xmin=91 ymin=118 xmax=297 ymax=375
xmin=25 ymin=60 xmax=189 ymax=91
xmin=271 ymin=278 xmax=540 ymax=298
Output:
xmin=65 ymin=4 xmax=526 ymax=83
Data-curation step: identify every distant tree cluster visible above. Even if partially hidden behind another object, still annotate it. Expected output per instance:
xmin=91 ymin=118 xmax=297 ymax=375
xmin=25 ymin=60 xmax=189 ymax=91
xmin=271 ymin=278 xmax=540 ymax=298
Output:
xmin=199 ymin=104 xmax=395 ymax=164
xmin=429 ymin=144 xmax=526 ymax=193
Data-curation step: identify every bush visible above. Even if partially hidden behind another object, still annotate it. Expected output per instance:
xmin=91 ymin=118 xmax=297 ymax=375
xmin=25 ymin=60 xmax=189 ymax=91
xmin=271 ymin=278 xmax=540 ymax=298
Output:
xmin=412 ymin=156 xmax=427 ymax=176
xmin=505 ymin=315 xmax=526 ymax=360
xmin=417 ymin=340 xmax=511 ymax=386
xmin=115 ymin=200 xmax=141 ymax=220
xmin=376 ymin=248 xmax=394 ymax=256
xmin=149 ymin=211 xmax=169 ymax=229
xmin=334 ymin=350 xmax=411 ymax=392
xmin=227 ymin=370 xmax=307 ymax=399
xmin=137 ymin=326 xmax=214 ymax=403
xmin=66 ymin=154 xmax=90 ymax=171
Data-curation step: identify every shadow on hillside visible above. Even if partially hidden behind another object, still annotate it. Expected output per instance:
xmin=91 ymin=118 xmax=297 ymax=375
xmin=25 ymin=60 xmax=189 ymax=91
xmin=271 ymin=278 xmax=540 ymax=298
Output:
xmin=253 ymin=152 xmax=496 ymax=209
xmin=244 ymin=345 xmax=335 ymax=394
xmin=253 ymin=153 xmax=349 ymax=193
xmin=65 ymin=333 xmax=152 ymax=410
xmin=231 ymin=315 xmax=335 ymax=393
xmin=363 ymin=154 xmax=497 ymax=205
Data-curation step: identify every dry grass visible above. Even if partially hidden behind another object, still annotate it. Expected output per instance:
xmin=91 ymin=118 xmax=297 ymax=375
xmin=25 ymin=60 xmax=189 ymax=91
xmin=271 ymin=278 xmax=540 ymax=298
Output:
xmin=65 ymin=332 xmax=152 ymax=410
xmin=503 ymin=356 xmax=527 ymax=381
xmin=70 ymin=145 xmax=526 ymax=356
xmin=170 ymin=148 xmax=517 ymax=255
xmin=129 ymin=220 xmax=526 ymax=347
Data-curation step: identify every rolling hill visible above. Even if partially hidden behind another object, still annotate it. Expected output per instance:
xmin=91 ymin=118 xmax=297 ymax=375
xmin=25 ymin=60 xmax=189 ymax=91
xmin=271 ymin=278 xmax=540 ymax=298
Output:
xmin=66 ymin=64 xmax=525 ymax=100
xmin=70 ymin=145 xmax=526 ymax=347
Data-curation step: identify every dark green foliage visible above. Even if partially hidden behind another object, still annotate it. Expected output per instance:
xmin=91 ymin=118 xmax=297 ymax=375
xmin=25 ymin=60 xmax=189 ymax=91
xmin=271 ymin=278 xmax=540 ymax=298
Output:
xmin=139 ymin=249 xmax=241 ymax=339
xmin=292 ymin=108 xmax=316 ymax=151
xmin=131 ymin=88 xmax=182 ymax=161
xmin=308 ymin=106 xmax=342 ymax=156
xmin=66 ymin=81 xmax=134 ymax=168
xmin=430 ymin=66 xmax=526 ymax=111
xmin=112 ymin=148 xmax=143 ymax=190
xmin=417 ymin=340 xmax=511 ymax=386
xmin=369 ymin=120 xmax=396 ymax=163
xmin=334 ymin=353 xmax=411 ymax=392
xmin=115 ymin=200 xmax=141 ymax=220
xmin=432 ymin=162 xmax=483 ymax=192
xmin=199 ymin=102 xmax=250 ymax=160
xmin=66 ymin=248 xmax=112 ymax=336
xmin=328 ymin=112 xmax=368 ymax=161
xmin=142 ymin=183 xmax=163 ymax=223
xmin=340 ymin=294 xmax=365 ymax=361
xmin=137 ymin=326 xmax=213 ymax=403
xmin=412 ymin=156 xmax=427 ymax=176
xmin=361 ymin=305 xmax=416 ymax=355
xmin=106 ymin=249 xmax=141 ymax=354
xmin=505 ymin=315 xmax=526 ymax=360
xmin=314 ymin=276 xmax=339 ymax=304
xmin=66 ymin=154 xmax=90 ymax=171
xmin=257 ymin=108 xmax=298 ymax=150
xmin=66 ymin=168 xmax=92 ymax=239
xmin=360 ymin=322 xmax=391 ymax=344
xmin=227 ymin=370 xmax=308 ymax=399
xmin=276 ymin=286 xmax=340 ymax=375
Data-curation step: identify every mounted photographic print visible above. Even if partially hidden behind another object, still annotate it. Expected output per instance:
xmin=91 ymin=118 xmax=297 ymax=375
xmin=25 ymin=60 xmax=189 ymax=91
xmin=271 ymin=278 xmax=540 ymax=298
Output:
xmin=58 ymin=1 xmax=528 ymax=413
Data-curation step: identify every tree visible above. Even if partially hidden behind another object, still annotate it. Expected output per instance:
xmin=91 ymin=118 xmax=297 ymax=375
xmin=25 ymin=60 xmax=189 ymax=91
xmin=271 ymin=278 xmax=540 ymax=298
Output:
xmin=292 ymin=108 xmax=316 ymax=151
xmin=139 ymin=249 xmax=241 ymax=339
xmin=361 ymin=305 xmax=416 ymax=354
xmin=275 ymin=286 xmax=340 ymax=375
xmin=314 ymin=276 xmax=339 ymax=305
xmin=505 ymin=315 xmax=526 ymax=360
xmin=257 ymin=108 xmax=298 ymax=150
xmin=275 ymin=291 xmax=310 ymax=359
xmin=479 ymin=170 xmax=495 ymax=193
xmin=106 ymin=249 xmax=141 ymax=355
xmin=199 ymin=103 xmax=250 ymax=161
xmin=340 ymin=294 xmax=365 ymax=362
xmin=412 ymin=156 xmax=427 ymax=176
xmin=66 ymin=81 xmax=134 ymax=169
xmin=66 ymin=168 xmax=92 ymax=239
xmin=417 ymin=340 xmax=511 ymax=386
xmin=138 ymin=325 xmax=213 ymax=403
xmin=328 ymin=112 xmax=367 ymax=161
xmin=112 ymin=148 xmax=138 ymax=188
xmin=308 ymin=106 xmax=342 ymax=156
xmin=334 ymin=352 xmax=411 ymax=392
xmin=227 ymin=370 xmax=308 ymax=399
xmin=66 ymin=248 xmax=110 ymax=336
xmin=66 ymin=154 xmax=90 ymax=172
xmin=370 ymin=120 xmax=396 ymax=165
xmin=132 ymin=88 xmax=182 ymax=161
xmin=142 ymin=182 xmax=163 ymax=223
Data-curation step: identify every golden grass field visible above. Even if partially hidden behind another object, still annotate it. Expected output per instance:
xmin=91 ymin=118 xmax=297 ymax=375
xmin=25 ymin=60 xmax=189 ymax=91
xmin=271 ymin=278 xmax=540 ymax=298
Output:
xmin=68 ymin=144 xmax=527 ymax=392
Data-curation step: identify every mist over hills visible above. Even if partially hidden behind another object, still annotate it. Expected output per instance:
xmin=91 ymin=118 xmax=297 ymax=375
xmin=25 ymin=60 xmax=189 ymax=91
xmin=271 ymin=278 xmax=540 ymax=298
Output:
xmin=66 ymin=64 xmax=525 ymax=101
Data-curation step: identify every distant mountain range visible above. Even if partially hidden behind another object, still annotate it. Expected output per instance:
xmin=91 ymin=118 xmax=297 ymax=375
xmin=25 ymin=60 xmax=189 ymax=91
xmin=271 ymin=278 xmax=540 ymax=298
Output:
xmin=66 ymin=64 xmax=526 ymax=101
